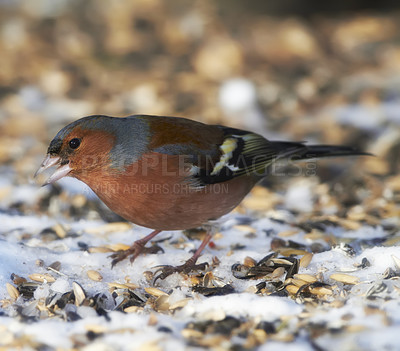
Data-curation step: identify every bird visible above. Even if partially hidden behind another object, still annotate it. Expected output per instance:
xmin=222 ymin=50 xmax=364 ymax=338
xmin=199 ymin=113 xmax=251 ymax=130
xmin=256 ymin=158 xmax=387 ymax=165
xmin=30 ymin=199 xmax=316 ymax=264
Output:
xmin=35 ymin=114 xmax=369 ymax=280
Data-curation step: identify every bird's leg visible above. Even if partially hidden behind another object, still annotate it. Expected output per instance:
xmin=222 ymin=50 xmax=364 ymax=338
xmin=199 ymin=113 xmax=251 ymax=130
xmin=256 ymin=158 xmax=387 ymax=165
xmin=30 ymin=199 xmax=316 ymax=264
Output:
xmin=153 ymin=232 xmax=212 ymax=282
xmin=110 ymin=229 xmax=164 ymax=267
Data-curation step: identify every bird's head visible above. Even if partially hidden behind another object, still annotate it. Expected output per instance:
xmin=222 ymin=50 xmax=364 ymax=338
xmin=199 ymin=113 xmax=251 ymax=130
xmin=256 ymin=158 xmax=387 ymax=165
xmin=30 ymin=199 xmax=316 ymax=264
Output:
xmin=35 ymin=116 xmax=118 ymax=185
xmin=35 ymin=115 xmax=151 ymax=186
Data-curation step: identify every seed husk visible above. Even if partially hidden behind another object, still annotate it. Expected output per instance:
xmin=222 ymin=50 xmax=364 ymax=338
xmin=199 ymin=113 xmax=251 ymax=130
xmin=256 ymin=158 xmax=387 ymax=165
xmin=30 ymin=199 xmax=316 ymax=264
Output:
xmin=294 ymin=274 xmax=317 ymax=283
xmin=72 ymin=281 xmax=86 ymax=306
xmin=85 ymin=222 xmax=132 ymax=234
xmin=108 ymin=282 xmax=139 ymax=290
xmin=234 ymin=225 xmax=256 ymax=233
xmin=330 ymin=273 xmax=360 ymax=285
xmin=85 ymin=324 xmax=107 ymax=333
xmin=29 ymin=273 xmax=56 ymax=283
xmin=6 ymin=283 xmax=20 ymax=300
xmin=36 ymin=259 xmax=45 ymax=267
xmin=391 ymin=255 xmax=400 ymax=270
xmin=286 ymin=285 xmax=300 ymax=294
xmin=346 ymin=325 xmax=367 ymax=332
xmin=169 ymin=298 xmax=190 ymax=310
xmin=87 ymin=270 xmax=103 ymax=282
xmin=107 ymin=243 xmax=130 ymax=252
xmin=270 ymin=267 xmax=285 ymax=279
xmin=309 ymin=286 xmax=333 ymax=296
xmin=124 ymin=306 xmax=141 ymax=313
xmin=278 ymin=248 xmax=308 ymax=256
xmin=299 ymin=253 xmax=313 ymax=268
xmin=154 ymin=295 xmax=170 ymax=311
xmin=11 ymin=274 xmax=27 ymax=285
xmin=278 ymin=229 xmax=298 ymax=237
xmin=53 ymin=223 xmax=67 ymax=238
xmin=48 ymin=261 xmax=62 ymax=272
xmin=181 ymin=328 xmax=204 ymax=339
xmin=145 ymin=287 xmax=168 ymax=297
xmin=243 ymin=256 xmax=257 ymax=267
xmin=291 ymin=279 xmax=308 ymax=288
xmin=88 ymin=246 xmax=113 ymax=253
xmin=124 ymin=283 xmax=139 ymax=290
xmin=271 ymin=258 xmax=293 ymax=265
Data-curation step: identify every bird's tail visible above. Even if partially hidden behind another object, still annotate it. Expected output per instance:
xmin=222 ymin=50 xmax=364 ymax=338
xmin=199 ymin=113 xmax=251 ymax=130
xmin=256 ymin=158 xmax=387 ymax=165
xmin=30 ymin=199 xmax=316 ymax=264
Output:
xmin=271 ymin=141 xmax=372 ymax=161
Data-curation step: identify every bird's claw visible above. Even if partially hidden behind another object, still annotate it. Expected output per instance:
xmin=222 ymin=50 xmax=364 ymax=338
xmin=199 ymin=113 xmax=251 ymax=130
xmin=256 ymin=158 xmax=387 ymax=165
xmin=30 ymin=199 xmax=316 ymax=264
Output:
xmin=153 ymin=261 xmax=209 ymax=283
xmin=109 ymin=244 xmax=164 ymax=268
xmin=130 ymin=244 xmax=164 ymax=262
xmin=110 ymin=251 xmax=130 ymax=268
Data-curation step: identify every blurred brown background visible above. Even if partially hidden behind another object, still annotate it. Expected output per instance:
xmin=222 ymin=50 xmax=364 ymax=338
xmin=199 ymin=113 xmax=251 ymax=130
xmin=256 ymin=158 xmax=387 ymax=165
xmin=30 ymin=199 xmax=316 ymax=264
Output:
xmin=0 ymin=0 xmax=399 ymax=192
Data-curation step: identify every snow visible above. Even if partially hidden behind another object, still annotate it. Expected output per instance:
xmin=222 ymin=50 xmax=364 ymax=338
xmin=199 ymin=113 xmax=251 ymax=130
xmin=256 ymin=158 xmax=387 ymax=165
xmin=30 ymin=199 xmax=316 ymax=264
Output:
xmin=0 ymin=205 xmax=399 ymax=350
xmin=284 ymin=178 xmax=315 ymax=212
xmin=180 ymin=294 xmax=302 ymax=321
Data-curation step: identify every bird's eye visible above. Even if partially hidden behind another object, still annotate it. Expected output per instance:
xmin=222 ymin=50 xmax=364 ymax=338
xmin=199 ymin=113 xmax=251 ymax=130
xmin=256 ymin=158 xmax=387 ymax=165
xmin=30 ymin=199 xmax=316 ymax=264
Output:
xmin=69 ymin=138 xmax=81 ymax=149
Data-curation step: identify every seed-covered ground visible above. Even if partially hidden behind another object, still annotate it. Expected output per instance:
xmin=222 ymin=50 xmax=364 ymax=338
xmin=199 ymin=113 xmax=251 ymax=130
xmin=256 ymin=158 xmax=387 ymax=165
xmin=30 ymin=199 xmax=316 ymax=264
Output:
xmin=0 ymin=2 xmax=399 ymax=350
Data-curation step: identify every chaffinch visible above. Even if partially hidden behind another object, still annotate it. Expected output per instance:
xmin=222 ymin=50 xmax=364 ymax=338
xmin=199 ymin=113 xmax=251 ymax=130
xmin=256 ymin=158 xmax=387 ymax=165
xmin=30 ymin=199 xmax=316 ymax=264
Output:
xmin=35 ymin=114 xmax=368 ymax=280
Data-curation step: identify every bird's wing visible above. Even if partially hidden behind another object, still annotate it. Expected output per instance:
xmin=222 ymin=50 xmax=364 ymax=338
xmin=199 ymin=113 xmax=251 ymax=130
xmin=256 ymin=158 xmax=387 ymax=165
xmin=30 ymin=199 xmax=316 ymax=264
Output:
xmin=143 ymin=115 xmax=367 ymax=188
xmin=143 ymin=115 xmax=288 ymax=188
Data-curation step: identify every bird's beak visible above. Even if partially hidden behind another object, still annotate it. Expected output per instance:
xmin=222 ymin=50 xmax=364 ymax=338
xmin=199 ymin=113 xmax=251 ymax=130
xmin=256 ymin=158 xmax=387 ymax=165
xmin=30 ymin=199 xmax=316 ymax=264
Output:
xmin=34 ymin=155 xmax=72 ymax=186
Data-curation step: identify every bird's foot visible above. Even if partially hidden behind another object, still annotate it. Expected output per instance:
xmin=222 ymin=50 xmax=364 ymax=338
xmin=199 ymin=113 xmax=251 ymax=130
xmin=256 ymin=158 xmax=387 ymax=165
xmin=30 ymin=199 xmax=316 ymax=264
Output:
xmin=110 ymin=243 xmax=164 ymax=268
xmin=153 ymin=258 xmax=209 ymax=283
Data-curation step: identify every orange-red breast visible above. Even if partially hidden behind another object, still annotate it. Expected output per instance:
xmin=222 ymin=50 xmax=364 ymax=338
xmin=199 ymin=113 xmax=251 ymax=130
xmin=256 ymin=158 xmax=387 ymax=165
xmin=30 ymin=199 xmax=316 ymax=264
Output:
xmin=36 ymin=115 xmax=369 ymax=279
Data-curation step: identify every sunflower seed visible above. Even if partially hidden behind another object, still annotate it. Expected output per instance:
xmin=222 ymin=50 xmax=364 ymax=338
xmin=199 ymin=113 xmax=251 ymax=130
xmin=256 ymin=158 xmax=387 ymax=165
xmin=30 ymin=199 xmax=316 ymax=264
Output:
xmin=72 ymin=281 xmax=86 ymax=306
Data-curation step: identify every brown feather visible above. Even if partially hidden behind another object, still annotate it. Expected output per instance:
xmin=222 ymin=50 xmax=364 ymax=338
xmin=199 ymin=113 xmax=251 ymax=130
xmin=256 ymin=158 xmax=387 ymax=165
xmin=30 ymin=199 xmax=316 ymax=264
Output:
xmin=146 ymin=116 xmax=224 ymax=150
xmin=75 ymin=151 xmax=256 ymax=230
